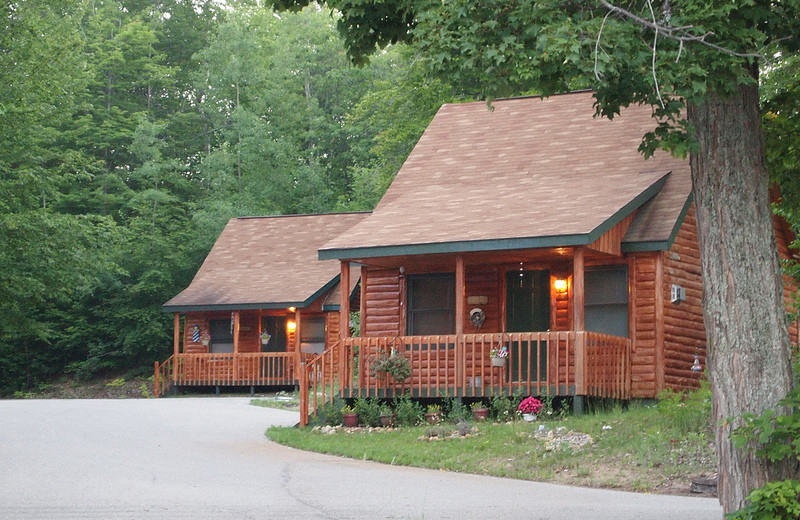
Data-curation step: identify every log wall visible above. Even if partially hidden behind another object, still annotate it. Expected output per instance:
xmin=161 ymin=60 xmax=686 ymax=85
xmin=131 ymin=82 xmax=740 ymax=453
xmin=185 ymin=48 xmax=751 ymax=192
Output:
xmin=464 ymin=268 xmax=502 ymax=333
xmin=629 ymin=254 xmax=659 ymax=398
xmin=363 ymin=268 xmax=402 ymax=336
xmin=662 ymin=206 xmax=706 ymax=392
xmin=774 ymin=214 xmax=799 ymax=344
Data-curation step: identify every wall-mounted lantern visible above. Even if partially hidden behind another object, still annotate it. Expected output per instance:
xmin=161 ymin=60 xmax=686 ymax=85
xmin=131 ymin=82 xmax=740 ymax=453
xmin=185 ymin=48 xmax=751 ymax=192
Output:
xmin=554 ymin=278 xmax=568 ymax=292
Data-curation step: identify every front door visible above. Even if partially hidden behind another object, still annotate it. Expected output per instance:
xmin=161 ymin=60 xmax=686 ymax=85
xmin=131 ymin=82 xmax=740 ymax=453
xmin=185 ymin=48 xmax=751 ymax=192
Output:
xmin=260 ymin=316 xmax=288 ymax=353
xmin=208 ymin=319 xmax=234 ymax=353
xmin=506 ymin=270 xmax=550 ymax=382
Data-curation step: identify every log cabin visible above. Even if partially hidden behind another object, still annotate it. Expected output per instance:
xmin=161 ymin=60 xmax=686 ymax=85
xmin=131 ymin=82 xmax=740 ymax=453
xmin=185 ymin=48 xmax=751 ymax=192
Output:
xmin=156 ymin=91 xmax=796 ymax=426
xmin=155 ymin=212 xmax=368 ymax=396
xmin=300 ymin=91 xmax=797 ymax=424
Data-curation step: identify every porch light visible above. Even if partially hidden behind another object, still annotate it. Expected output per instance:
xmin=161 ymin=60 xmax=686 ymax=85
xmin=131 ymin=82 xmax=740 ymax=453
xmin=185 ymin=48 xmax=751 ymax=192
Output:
xmin=554 ymin=278 xmax=568 ymax=291
xmin=288 ymin=306 xmax=296 ymax=312
xmin=287 ymin=320 xmax=297 ymax=332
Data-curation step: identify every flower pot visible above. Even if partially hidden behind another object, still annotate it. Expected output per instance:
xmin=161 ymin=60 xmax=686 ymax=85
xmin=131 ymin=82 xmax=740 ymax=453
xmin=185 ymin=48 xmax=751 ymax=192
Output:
xmin=491 ymin=357 xmax=506 ymax=367
xmin=201 ymin=340 xmax=209 ymax=346
xmin=472 ymin=408 xmax=489 ymax=422
xmin=425 ymin=411 xmax=442 ymax=424
xmin=522 ymin=413 xmax=537 ymax=422
xmin=342 ymin=413 xmax=359 ymax=427
xmin=380 ymin=414 xmax=395 ymax=427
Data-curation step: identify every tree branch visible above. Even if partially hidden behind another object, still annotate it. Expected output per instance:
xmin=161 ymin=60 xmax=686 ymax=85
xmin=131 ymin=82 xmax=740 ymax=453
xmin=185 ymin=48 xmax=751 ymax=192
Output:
xmin=599 ymin=0 xmax=763 ymax=59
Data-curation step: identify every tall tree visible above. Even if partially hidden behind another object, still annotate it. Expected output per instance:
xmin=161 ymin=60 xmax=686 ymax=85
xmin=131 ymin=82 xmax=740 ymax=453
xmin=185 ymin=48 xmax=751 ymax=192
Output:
xmin=272 ymin=0 xmax=799 ymax=513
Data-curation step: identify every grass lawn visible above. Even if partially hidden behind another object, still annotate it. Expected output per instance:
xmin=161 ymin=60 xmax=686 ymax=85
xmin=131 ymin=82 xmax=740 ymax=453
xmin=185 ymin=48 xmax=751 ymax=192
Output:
xmin=265 ymin=389 xmax=716 ymax=496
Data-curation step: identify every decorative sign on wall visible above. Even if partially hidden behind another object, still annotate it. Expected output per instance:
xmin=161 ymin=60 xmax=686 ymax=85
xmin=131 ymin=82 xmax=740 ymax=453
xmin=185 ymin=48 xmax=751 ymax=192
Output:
xmin=467 ymin=295 xmax=488 ymax=305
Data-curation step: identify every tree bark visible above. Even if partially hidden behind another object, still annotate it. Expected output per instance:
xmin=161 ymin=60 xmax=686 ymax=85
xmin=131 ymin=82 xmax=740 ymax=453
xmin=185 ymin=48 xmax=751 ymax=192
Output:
xmin=688 ymin=76 xmax=796 ymax=513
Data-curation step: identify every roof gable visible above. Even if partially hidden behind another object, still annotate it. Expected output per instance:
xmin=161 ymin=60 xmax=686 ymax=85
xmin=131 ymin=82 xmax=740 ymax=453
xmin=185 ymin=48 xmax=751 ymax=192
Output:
xmin=320 ymin=92 xmax=692 ymax=260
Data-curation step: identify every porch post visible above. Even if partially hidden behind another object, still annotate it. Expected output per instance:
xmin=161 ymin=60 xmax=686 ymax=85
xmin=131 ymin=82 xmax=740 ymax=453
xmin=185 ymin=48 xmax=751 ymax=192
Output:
xmin=360 ymin=266 xmax=368 ymax=336
xmin=173 ymin=313 xmax=181 ymax=357
xmin=455 ymin=255 xmax=465 ymax=335
xmin=233 ymin=310 xmax=241 ymax=353
xmin=340 ymin=261 xmax=351 ymax=340
xmin=339 ymin=261 xmax=350 ymax=392
xmin=573 ymin=247 xmax=586 ymax=414
xmin=173 ymin=313 xmax=180 ymax=385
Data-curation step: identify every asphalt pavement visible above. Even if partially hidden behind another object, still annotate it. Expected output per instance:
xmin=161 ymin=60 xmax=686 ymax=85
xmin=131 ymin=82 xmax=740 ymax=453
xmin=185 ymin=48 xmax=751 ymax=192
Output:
xmin=0 ymin=398 xmax=723 ymax=519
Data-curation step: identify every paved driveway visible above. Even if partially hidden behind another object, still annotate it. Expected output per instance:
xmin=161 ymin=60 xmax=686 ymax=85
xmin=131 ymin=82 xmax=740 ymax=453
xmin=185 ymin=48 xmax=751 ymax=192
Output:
xmin=0 ymin=398 xmax=722 ymax=519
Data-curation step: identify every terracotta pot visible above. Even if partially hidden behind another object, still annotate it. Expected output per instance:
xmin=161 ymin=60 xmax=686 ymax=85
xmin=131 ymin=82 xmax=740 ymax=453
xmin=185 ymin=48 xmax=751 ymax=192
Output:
xmin=472 ymin=408 xmax=489 ymax=422
xmin=491 ymin=357 xmax=506 ymax=367
xmin=425 ymin=411 xmax=442 ymax=424
xmin=343 ymin=413 xmax=359 ymax=427
xmin=380 ymin=414 xmax=394 ymax=427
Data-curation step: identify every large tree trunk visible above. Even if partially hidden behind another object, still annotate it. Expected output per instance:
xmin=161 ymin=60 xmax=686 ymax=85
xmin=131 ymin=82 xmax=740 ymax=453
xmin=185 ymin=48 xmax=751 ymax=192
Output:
xmin=688 ymin=77 xmax=796 ymax=513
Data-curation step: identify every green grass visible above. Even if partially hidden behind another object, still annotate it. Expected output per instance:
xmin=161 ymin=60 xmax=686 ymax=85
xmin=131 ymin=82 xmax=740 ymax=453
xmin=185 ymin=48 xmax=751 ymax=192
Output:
xmin=267 ymin=386 xmax=715 ymax=494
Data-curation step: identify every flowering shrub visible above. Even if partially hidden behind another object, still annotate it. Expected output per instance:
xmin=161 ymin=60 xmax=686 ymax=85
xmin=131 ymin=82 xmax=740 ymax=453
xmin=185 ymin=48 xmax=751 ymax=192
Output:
xmin=518 ymin=396 xmax=543 ymax=415
xmin=370 ymin=351 xmax=412 ymax=382
xmin=490 ymin=345 xmax=508 ymax=358
xmin=200 ymin=331 xmax=211 ymax=342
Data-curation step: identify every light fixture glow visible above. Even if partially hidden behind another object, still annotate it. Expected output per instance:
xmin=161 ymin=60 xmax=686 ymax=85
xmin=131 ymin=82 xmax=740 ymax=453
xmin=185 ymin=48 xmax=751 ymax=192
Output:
xmin=287 ymin=320 xmax=297 ymax=332
xmin=288 ymin=306 xmax=296 ymax=313
xmin=554 ymin=279 xmax=568 ymax=291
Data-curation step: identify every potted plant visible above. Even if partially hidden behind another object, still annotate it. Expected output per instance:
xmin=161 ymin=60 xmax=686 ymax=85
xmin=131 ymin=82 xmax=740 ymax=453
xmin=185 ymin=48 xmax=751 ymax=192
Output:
xmin=379 ymin=404 xmax=395 ymax=427
xmin=470 ymin=401 xmax=489 ymax=422
xmin=425 ymin=403 xmax=442 ymax=424
xmin=260 ymin=330 xmax=271 ymax=345
xmin=200 ymin=331 xmax=210 ymax=346
xmin=342 ymin=405 xmax=359 ymax=427
xmin=490 ymin=345 xmax=508 ymax=367
xmin=518 ymin=396 xmax=543 ymax=421
xmin=370 ymin=350 xmax=412 ymax=383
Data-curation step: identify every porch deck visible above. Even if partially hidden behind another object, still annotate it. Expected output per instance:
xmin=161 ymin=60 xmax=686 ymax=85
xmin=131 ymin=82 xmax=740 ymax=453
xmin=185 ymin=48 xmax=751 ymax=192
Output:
xmin=154 ymin=352 xmax=303 ymax=396
xmin=155 ymin=331 xmax=631 ymax=426
xmin=299 ymin=331 xmax=630 ymax=426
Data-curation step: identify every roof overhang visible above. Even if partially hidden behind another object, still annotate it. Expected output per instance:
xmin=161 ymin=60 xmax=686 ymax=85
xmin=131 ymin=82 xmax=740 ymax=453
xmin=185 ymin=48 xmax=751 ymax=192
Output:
xmin=161 ymin=274 xmax=340 ymax=313
xmin=319 ymin=173 xmax=669 ymax=261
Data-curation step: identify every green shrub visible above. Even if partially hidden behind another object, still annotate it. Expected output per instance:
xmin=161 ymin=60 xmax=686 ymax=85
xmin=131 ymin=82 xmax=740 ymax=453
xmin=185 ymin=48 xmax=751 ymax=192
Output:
xmin=311 ymin=397 xmax=345 ymax=427
xmin=727 ymin=480 xmax=800 ymax=520
xmin=354 ymin=397 xmax=382 ymax=427
xmin=394 ymin=394 xmax=423 ymax=426
xmin=491 ymin=394 xmax=516 ymax=421
xmin=657 ymin=379 xmax=712 ymax=434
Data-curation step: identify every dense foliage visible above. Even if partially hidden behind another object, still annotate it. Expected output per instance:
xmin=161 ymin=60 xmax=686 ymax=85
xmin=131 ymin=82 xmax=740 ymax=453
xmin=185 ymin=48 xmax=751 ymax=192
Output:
xmin=0 ymin=1 xmax=468 ymax=395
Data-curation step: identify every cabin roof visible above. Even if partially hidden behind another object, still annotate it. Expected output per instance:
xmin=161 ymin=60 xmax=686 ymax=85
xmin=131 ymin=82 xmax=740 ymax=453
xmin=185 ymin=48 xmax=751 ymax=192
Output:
xmin=319 ymin=91 xmax=692 ymax=260
xmin=162 ymin=212 xmax=369 ymax=312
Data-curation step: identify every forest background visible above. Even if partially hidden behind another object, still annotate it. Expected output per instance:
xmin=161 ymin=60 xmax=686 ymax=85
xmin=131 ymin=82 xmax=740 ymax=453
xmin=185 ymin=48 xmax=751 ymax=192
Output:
xmin=1 ymin=0 xmax=797 ymax=395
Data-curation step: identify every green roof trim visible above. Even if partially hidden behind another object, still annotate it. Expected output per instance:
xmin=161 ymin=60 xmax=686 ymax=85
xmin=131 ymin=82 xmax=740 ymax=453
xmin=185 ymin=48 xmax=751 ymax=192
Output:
xmin=162 ymin=274 xmax=341 ymax=313
xmin=621 ymin=192 xmax=694 ymax=253
xmin=319 ymin=173 xmax=669 ymax=261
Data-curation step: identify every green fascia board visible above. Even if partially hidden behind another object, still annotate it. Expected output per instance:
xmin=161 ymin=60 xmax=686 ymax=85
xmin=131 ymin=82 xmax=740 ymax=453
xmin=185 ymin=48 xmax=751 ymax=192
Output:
xmin=621 ymin=192 xmax=694 ymax=253
xmin=319 ymin=173 xmax=669 ymax=261
xmin=161 ymin=275 xmax=342 ymax=313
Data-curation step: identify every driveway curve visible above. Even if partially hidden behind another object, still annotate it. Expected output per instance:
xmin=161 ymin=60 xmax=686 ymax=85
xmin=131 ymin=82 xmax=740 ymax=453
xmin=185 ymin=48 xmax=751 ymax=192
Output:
xmin=0 ymin=398 xmax=722 ymax=519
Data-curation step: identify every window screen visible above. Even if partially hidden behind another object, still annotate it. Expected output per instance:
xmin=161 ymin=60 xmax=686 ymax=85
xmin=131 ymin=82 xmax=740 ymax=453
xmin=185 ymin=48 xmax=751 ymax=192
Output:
xmin=585 ymin=266 xmax=629 ymax=338
xmin=407 ymin=274 xmax=455 ymax=335
xmin=300 ymin=316 xmax=326 ymax=343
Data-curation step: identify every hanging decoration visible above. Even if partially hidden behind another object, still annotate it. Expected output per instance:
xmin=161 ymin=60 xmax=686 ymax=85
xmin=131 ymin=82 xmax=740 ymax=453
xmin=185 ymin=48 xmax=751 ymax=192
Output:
xmin=192 ymin=325 xmax=200 ymax=343
xmin=231 ymin=312 xmax=235 ymax=334
xmin=691 ymin=354 xmax=702 ymax=372
xmin=469 ymin=308 xmax=486 ymax=329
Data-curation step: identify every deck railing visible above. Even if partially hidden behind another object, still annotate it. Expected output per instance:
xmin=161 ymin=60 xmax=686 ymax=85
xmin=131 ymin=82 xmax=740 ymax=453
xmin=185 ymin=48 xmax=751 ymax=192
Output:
xmin=299 ymin=331 xmax=631 ymax=425
xmin=154 ymin=352 xmax=299 ymax=396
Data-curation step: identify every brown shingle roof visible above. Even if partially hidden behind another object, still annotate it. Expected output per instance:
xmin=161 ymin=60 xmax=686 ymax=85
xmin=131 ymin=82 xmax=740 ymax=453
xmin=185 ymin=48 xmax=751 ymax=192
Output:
xmin=163 ymin=212 xmax=370 ymax=311
xmin=319 ymin=91 xmax=691 ymax=259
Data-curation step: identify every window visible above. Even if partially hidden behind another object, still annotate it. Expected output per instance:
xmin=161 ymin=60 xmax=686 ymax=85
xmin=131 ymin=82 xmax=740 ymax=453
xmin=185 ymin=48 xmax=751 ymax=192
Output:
xmin=300 ymin=316 xmax=326 ymax=343
xmin=585 ymin=266 xmax=629 ymax=337
xmin=406 ymin=274 xmax=455 ymax=335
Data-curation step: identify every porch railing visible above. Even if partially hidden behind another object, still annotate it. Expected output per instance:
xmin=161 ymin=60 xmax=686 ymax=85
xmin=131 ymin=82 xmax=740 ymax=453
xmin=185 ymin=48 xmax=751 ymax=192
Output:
xmin=154 ymin=352 xmax=299 ymax=396
xmin=299 ymin=331 xmax=631 ymax=425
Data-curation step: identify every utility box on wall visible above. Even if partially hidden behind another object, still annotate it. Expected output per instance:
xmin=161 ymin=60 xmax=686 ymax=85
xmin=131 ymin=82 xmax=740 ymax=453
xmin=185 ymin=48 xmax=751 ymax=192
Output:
xmin=671 ymin=284 xmax=686 ymax=304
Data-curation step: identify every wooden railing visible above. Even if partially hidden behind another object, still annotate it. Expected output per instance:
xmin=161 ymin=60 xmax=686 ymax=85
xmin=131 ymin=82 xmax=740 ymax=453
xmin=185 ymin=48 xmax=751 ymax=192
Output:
xmin=299 ymin=331 xmax=631 ymax=425
xmin=584 ymin=332 xmax=631 ymax=399
xmin=154 ymin=352 xmax=299 ymax=396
